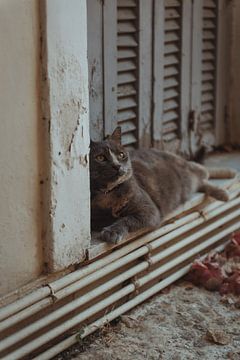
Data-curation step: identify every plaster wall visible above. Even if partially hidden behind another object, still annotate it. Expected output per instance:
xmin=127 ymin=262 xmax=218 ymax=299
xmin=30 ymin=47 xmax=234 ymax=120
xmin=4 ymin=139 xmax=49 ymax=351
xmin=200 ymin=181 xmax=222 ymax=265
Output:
xmin=0 ymin=0 xmax=42 ymax=296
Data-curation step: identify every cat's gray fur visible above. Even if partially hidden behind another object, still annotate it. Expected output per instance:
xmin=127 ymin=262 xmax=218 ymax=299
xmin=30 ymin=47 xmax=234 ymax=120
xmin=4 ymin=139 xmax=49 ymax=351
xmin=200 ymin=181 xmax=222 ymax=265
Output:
xmin=90 ymin=127 xmax=235 ymax=244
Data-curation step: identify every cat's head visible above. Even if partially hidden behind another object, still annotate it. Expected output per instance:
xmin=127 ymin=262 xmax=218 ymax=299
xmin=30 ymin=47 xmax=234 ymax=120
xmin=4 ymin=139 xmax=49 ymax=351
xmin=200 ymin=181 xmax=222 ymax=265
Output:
xmin=90 ymin=127 xmax=132 ymax=192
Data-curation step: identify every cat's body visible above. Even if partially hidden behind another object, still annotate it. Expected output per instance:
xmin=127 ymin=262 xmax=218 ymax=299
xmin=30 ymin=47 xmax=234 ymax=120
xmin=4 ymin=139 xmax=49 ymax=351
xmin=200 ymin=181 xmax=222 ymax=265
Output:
xmin=90 ymin=128 xmax=235 ymax=244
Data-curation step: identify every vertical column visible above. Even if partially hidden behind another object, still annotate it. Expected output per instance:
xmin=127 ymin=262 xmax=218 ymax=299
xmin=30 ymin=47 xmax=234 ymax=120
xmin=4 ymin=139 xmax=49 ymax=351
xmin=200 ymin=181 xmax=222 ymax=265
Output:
xmin=41 ymin=0 xmax=90 ymax=271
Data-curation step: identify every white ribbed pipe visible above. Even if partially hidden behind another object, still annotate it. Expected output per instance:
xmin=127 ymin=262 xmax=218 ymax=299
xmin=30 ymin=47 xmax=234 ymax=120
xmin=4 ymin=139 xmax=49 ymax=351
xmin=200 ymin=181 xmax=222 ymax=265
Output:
xmin=0 ymin=261 xmax=149 ymax=352
xmin=33 ymin=265 xmax=190 ymax=360
xmin=0 ymin=211 xmax=198 ymax=323
xmin=33 ymin=243 xmax=228 ymax=360
xmin=1 ymin=193 xmax=239 ymax=325
xmin=3 ymin=218 xmax=240 ymax=360
xmin=1 ymin=197 xmax=240 ymax=334
xmin=1 ymin=198 xmax=239 ymax=337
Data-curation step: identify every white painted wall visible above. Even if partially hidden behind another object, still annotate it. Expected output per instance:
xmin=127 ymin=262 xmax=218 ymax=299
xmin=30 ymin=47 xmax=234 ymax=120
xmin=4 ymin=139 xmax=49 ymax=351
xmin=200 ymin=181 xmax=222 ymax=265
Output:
xmin=0 ymin=0 xmax=43 ymax=296
xmin=42 ymin=0 xmax=90 ymax=271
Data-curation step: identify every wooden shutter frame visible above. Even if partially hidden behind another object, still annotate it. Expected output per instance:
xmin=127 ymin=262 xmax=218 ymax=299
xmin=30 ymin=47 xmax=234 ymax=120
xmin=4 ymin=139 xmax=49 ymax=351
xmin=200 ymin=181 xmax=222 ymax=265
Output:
xmin=103 ymin=0 xmax=118 ymax=136
xmin=138 ymin=0 xmax=153 ymax=148
xmin=189 ymin=0 xmax=203 ymax=155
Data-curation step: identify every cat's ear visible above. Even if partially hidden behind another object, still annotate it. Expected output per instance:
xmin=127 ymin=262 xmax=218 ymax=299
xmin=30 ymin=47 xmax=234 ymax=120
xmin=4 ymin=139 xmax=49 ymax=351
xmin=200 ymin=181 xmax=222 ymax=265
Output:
xmin=90 ymin=139 xmax=96 ymax=149
xmin=110 ymin=126 xmax=122 ymax=144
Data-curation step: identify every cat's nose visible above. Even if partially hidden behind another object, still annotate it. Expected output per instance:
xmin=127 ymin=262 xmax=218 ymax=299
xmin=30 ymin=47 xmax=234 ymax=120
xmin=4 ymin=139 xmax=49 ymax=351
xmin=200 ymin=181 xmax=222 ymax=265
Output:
xmin=118 ymin=167 xmax=125 ymax=176
xmin=113 ymin=164 xmax=121 ymax=171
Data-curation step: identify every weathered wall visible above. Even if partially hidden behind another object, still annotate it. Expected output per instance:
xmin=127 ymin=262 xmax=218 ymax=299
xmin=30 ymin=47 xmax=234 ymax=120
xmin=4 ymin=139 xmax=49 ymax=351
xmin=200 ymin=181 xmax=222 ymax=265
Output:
xmin=0 ymin=0 xmax=42 ymax=296
xmin=42 ymin=0 xmax=90 ymax=272
xmin=229 ymin=0 xmax=240 ymax=144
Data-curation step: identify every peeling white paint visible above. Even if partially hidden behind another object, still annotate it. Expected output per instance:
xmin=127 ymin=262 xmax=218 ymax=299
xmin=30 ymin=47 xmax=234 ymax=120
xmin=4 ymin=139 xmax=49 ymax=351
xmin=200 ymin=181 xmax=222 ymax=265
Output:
xmin=42 ymin=0 xmax=90 ymax=271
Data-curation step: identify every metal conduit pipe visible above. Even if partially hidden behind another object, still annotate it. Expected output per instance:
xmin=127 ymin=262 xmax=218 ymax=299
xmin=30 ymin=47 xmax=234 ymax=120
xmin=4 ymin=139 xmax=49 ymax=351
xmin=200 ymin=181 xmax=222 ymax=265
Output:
xmin=0 ymin=191 xmax=237 ymax=328
xmin=1 ymin=197 xmax=239 ymax=335
xmin=1 ymin=185 xmax=239 ymax=323
xmin=34 ymin=265 xmax=191 ymax=360
xmin=3 ymin=218 xmax=240 ymax=360
xmin=0 ymin=211 xmax=199 ymax=323
xmin=34 ymin=242 xmax=228 ymax=360
xmin=1 ymin=197 xmax=240 ymax=337
xmin=0 ymin=210 xmax=200 ymax=333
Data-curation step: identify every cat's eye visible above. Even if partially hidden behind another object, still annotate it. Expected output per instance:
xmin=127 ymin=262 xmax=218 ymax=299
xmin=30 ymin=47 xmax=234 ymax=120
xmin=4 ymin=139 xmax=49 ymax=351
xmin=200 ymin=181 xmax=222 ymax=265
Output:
xmin=96 ymin=154 xmax=106 ymax=162
xmin=118 ymin=152 xmax=126 ymax=160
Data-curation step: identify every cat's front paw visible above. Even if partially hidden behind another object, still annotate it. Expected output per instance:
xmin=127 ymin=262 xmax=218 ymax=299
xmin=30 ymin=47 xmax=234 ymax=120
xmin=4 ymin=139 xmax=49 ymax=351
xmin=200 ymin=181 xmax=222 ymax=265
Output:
xmin=101 ymin=226 xmax=127 ymax=244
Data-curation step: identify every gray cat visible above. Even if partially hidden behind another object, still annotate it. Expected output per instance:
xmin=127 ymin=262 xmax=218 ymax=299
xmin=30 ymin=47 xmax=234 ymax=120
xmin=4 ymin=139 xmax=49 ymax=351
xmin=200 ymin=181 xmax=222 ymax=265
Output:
xmin=90 ymin=127 xmax=235 ymax=244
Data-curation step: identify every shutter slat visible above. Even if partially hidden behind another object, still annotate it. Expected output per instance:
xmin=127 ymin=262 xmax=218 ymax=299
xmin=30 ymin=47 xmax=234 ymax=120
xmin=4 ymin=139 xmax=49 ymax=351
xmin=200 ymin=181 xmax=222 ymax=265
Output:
xmin=163 ymin=110 xmax=179 ymax=123
xmin=164 ymin=88 xmax=179 ymax=100
xmin=202 ymin=82 xmax=214 ymax=92
xmin=202 ymin=51 xmax=215 ymax=61
xmin=118 ymin=109 xmax=136 ymax=122
xmin=120 ymin=120 xmax=136 ymax=133
xmin=165 ymin=9 xmax=180 ymax=20
xmin=118 ymin=22 xmax=136 ymax=33
xmin=117 ymin=0 xmax=136 ymax=7
xmin=162 ymin=132 xmax=178 ymax=142
xmin=164 ymin=43 xmax=179 ymax=54
xmin=163 ymin=98 xmax=178 ymax=112
xmin=118 ymin=35 xmax=138 ymax=47
xmin=201 ymin=102 xmax=214 ymax=112
xmin=117 ymin=60 xmax=136 ymax=72
xmin=203 ymin=41 xmax=215 ymax=50
xmin=117 ymin=84 xmax=136 ymax=97
xmin=164 ymin=54 xmax=179 ymax=66
xmin=165 ymin=19 xmax=180 ymax=31
xmin=164 ymin=65 xmax=178 ymax=77
xmin=203 ymin=20 xmax=215 ymax=29
xmin=165 ymin=32 xmax=179 ymax=43
xmin=162 ymin=121 xmax=178 ymax=134
xmin=118 ymin=97 xmax=137 ymax=110
xmin=164 ymin=77 xmax=178 ymax=89
xmin=203 ymin=9 xmax=216 ymax=18
xmin=118 ymin=9 xmax=136 ymax=20
xmin=202 ymin=62 xmax=215 ymax=72
xmin=201 ymin=112 xmax=214 ymax=123
xmin=121 ymin=133 xmax=137 ymax=145
xmin=165 ymin=0 xmax=181 ymax=7
xmin=202 ymin=72 xmax=214 ymax=82
xmin=202 ymin=92 xmax=214 ymax=102
xmin=204 ymin=0 xmax=216 ymax=8
xmin=118 ymin=49 xmax=137 ymax=59
xmin=118 ymin=72 xmax=136 ymax=84
xmin=203 ymin=30 xmax=215 ymax=40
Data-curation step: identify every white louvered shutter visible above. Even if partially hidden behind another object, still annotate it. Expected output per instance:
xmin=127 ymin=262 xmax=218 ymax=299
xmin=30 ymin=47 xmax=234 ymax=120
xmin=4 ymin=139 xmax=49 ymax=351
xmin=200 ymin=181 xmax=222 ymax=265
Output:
xmin=117 ymin=0 xmax=138 ymax=147
xmin=200 ymin=0 xmax=218 ymax=135
xmin=162 ymin=0 xmax=182 ymax=145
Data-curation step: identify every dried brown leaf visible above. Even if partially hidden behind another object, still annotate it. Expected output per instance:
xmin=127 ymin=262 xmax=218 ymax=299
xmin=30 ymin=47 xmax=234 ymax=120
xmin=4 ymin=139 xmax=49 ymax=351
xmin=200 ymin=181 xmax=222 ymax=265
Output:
xmin=206 ymin=328 xmax=231 ymax=345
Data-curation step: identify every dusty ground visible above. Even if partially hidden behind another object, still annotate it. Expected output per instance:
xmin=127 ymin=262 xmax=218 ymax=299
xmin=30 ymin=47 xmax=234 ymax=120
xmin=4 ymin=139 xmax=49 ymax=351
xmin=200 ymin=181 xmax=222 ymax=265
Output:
xmin=55 ymin=281 xmax=240 ymax=360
